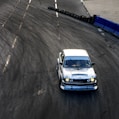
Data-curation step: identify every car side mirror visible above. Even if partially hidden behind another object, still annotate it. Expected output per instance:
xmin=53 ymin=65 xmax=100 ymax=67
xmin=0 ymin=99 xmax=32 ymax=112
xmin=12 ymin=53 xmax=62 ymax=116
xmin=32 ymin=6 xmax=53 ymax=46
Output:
xmin=91 ymin=62 xmax=95 ymax=66
xmin=60 ymin=62 xmax=63 ymax=65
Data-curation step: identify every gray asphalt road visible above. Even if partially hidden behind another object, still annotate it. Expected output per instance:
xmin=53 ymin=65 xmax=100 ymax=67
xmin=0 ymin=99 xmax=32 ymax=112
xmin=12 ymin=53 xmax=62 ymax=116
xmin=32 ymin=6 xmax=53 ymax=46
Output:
xmin=0 ymin=0 xmax=119 ymax=119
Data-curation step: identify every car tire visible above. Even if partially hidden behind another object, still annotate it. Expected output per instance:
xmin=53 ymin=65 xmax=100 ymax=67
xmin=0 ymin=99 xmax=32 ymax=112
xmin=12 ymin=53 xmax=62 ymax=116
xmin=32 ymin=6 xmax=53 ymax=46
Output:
xmin=59 ymin=76 xmax=62 ymax=87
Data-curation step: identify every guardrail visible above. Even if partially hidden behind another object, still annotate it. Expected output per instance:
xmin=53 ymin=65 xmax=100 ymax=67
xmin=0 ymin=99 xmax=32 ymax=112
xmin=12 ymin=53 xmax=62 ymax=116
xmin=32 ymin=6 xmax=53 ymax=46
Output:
xmin=48 ymin=6 xmax=119 ymax=38
xmin=48 ymin=6 xmax=95 ymax=24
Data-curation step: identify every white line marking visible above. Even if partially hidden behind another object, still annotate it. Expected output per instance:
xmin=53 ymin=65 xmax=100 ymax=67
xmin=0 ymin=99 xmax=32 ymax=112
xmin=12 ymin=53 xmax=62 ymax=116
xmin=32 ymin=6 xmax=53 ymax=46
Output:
xmin=23 ymin=12 xmax=26 ymax=19
xmin=29 ymin=0 xmax=31 ymax=3
xmin=2 ymin=24 xmax=4 ymax=28
xmin=12 ymin=36 xmax=18 ymax=48
xmin=3 ymin=55 xmax=11 ymax=73
xmin=54 ymin=0 xmax=58 ymax=17
xmin=2 ymin=0 xmax=33 ymax=73
xmin=26 ymin=4 xmax=30 ymax=10
xmin=55 ymin=3 xmax=58 ymax=9
xmin=6 ymin=55 xmax=11 ymax=66
xmin=101 ymin=33 xmax=105 ymax=36
xmin=19 ymin=22 xmax=23 ymax=30
xmin=56 ymin=12 xmax=59 ymax=17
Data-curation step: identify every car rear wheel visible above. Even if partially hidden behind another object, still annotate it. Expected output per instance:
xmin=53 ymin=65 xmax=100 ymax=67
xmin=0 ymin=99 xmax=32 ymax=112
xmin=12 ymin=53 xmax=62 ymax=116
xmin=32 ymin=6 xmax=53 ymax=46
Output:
xmin=58 ymin=75 xmax=62 ymax=88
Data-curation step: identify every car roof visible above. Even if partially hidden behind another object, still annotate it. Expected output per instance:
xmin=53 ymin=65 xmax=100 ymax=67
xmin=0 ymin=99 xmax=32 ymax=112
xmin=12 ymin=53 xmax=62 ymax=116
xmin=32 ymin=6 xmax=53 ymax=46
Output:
xmin=63 ymin=49 xmax=89 ymax=57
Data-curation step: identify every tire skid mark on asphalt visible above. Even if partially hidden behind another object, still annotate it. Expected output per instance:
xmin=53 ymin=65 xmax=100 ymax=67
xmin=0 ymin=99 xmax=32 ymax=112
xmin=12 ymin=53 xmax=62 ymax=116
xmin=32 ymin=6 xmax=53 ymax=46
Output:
xmin=3 ymin=0 xmax=32 ymax=73
xmin=0 ymin=0 xmax=21 ymax=30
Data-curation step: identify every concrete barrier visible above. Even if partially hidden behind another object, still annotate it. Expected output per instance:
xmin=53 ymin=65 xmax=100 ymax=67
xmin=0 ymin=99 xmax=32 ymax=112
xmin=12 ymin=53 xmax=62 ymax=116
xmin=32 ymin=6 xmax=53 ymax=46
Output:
xmin=93 ymin=15 xmax=119 ymax=37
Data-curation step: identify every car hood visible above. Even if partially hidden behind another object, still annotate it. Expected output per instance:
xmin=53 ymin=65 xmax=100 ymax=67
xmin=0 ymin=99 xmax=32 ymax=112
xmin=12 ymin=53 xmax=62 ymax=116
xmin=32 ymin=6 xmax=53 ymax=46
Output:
xmin=63 ymin=68 xmax=96 ymax=79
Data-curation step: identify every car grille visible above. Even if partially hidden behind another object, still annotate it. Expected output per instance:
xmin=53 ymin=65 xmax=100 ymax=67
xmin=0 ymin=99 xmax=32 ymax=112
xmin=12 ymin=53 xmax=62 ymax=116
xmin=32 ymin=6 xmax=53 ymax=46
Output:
xmin=73 ymin=79 xmax=88 ymax=83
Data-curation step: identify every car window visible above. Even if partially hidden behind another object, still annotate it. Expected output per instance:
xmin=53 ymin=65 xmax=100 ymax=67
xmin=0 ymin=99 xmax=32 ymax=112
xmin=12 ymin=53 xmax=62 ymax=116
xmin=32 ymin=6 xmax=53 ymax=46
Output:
xmin=64 ymin=59 xmax=91 ymax=68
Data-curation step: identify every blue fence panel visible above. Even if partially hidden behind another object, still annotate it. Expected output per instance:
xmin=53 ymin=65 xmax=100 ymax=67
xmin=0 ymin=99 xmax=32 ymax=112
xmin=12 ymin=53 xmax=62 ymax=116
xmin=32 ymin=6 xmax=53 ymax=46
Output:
xmin=103 ymin=26 xmax=114 ymax=33
xmin=94 ymin=15 xmax=119 ymax=38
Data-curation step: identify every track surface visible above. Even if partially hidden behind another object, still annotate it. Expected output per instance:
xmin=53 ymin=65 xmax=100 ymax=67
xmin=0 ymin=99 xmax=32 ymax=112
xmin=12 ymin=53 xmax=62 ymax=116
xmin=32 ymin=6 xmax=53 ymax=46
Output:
xmin=0 ymin=0 xmax=119 ymax=119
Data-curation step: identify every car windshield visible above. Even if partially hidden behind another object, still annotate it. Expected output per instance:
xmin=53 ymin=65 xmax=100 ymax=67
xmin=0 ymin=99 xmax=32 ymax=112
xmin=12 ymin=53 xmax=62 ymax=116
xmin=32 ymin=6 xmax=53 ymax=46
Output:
xmin=63 ymin=59 xmax=91 ymax=68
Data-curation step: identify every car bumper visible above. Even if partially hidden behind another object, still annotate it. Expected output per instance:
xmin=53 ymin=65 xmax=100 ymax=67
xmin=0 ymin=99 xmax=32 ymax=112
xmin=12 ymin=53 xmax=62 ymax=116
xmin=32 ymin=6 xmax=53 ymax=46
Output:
xmin=60 ymin=84 xmax=98 ymax=91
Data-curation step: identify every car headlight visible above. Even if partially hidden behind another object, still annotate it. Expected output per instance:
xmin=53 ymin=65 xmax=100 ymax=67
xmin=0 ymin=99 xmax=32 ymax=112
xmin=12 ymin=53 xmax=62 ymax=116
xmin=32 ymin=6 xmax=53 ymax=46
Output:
xmin=90 ymin=78 xmax=97 ymax=83
xmin=91 ymin=78 xmax=95 ymax=82
xmin=65 ymin=78 xmax=70 ymax=82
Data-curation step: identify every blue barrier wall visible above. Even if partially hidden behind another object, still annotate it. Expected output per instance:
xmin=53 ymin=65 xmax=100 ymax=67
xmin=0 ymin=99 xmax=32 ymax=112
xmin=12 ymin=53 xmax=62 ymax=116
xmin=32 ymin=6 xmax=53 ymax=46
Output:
xmin=94 ymin=15 xmax=119 ymax=38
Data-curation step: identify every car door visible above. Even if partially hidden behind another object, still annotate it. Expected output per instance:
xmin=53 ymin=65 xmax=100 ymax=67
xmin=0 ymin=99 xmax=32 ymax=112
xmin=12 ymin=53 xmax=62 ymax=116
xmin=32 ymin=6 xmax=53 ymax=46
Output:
xmin=58 ymin=52 xmax=64 ymax=80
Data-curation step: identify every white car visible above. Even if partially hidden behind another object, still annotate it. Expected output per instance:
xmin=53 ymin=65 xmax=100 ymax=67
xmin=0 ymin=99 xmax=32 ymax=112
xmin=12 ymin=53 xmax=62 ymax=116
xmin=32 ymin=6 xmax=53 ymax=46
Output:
xmin=56 ymin=49 xmax=98 ymax=91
